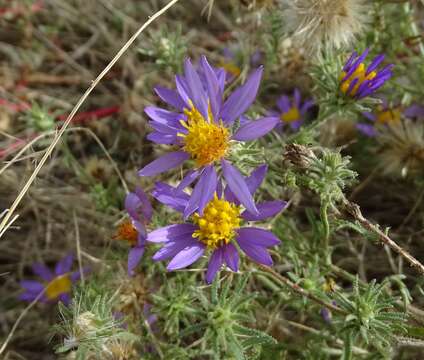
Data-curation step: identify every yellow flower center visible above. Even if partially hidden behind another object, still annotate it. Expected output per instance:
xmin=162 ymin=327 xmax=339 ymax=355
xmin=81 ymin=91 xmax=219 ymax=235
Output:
xmin=192 ymin=194 xmax=241 ymax=249
xmin=115 ymin=220 xmax=138 ymax=246
xmin=376 ymin=107 xmax=401 ymax=125
xmin=281 ymin=107 xmax=300 ymax=123
xmin=45 ymin=274 xmax=72 ymax=300
xmin=178 ymin=105 xmax=230 ymax=167
xmin=220 ymin=62 xmax=241 ymax=78
xmin=339 ymin=63 xmax=377 ymax=96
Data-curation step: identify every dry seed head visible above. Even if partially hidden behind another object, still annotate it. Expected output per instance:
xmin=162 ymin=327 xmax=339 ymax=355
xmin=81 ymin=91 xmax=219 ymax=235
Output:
xmin=377 ymin=121 xmax=424 ymax=178
xmin=281 ymin=0 xmax=370 ymax=53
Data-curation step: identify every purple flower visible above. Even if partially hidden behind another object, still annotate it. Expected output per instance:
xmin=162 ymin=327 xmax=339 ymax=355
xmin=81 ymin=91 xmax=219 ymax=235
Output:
xmin=339 ymin=49 xmax=393 ymax=99
xmin=148 ymin=165 xmax=287 ymax=284
xmin=19 ymin=255 xmax=81 ymax=305
xmin=139 ymin=56 xmax=275 ymax=217
xmin=266 ymin=88 xmax=314 ymax=132
xmin=357 ymin=100 xmax=424 ymax=137
xmin=116 ymin=187 xmax=153 ymax=276
xmin=220 ymin=47 xmax=263 ymax=81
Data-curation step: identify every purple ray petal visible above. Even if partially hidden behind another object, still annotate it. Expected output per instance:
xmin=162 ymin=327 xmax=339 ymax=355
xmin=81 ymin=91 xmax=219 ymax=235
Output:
xmin=55 ymin=254 xmax=73 ymax=275
xmin=19 ymin=292 xmax=38 ymax=302
xmin=289 ymin=120 xmax=303 ymax=131
xmin=200 ymin=56 xmax=222 ymax=121
xmin=138 ymin=151 xmax=189 ymax=177
xmin=404 ymin=105 xmax=424 ymax=118
xmin=362 ymin=111 xmax=376 ymax=122
xmin=206 ymin=247 xmax=224 ymax=284
xmin=32 ymin=263 xmax=53 ymax=281
xmin=343 ymin=48 xmax=369 ymax=81
xmin=184 ymin=166 xmax=217 ymax=219
xmin=236 ymin=235 xmax=273 ymax=266
xmin=147 ymin=132 xmax=178 ymax=144
xmin=356 ymin=123 xmax=377 ymax=137
xmin=70 ymin=270 xmax=82 ymax=282
xmin=125 ymin=189 xmax=150 ymax=222
xmin=277 ymin=95 xmax=290 ymax=113
xmin=293 ymin=88 xmax=301 ymax=108
xmin=224 ymin=164 xmax=267 ymax=205
xmin=152 ymin=182 xmax=189 ymax=213
xmin=58 ymin=293 xmax=71 ymax=305
xmin=237 ymin=227 xmax=281 ymax=247
xmin=20 ymin=280 xmax=44 ymax=293
xmin=221 ymin=67 xmax=263 ymax=125
xmin=223 ymin=243 xmax=239 ymax=272
xmin=148 ymin=121 xmax=182 ymax=135
xmin=232 ymin=116 xmax=279 ymax=141
xmin=147 ymin=224 xmax=197 ymax=243
xmin=152 ymin=237 xmax=198 ymax=261
xmin=343 ymin=51 xmax=357 ymax=71
xmin=154 ymin=86 xmax=186 ymax=110
xmin=239 ymin=115 xmax=251 ymax=127
xmin=128 ymin=246 xmax=145 ymax=276
xmin=242 ymin=200 xmax=287 ymax=221
xmin=366 ymin=54 xmax=385 ymax=75
xmin=167 ymin=243 xmax=206 ymax=270
xmin=144 ymin=107 xmax=183 ymax=128
xmin=216 ymin=68 xmax=226 ymax=92
xmin=198 ymin=166 xmax=218 ymax=215
xmin=134 ymin=187 xmax=153 ymax=222
xmin=221 ymin=160 xmax=258 ymax=215
xmin=175 ymin=74 xmax=191 ymax=107
xmin=300 ymin=100 xmax=314 ymax=114
xmin=183 ymin=58 xmax=209 ymax=118
xmin=176 ymin=169 xmax=201 ymax=192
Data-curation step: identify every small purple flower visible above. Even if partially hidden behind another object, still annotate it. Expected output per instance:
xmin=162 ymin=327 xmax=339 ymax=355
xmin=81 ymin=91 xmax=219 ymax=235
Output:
xmin=220 ymin=47 xmax=263 ymax=81
xmin=357 ymin=100 xmax=424 ymax=137
xmin=148 ymin=165 xmax=287 ymax=284
xmin=266 ymin=88 xmax=314 ymax=132
xmin=339 ymin=49 xmax=393 ymax=99
xmin=139 ymin=56 xmax=276 ymax=218
xmin=116 ymin=187 xmax=153 ymax=276
xmin=19 ymin=255 xmax=81 ymax=305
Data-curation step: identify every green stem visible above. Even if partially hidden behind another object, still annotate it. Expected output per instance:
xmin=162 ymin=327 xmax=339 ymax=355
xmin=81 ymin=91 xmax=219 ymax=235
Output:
xmin=320 ymin=202 xmax=331 ymax=254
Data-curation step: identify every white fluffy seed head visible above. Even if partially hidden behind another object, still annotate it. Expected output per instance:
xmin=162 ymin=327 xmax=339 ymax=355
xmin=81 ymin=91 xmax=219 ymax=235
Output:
xmin=377 ymin=121 xmax=424 ymax=178
xmin=280 ymin=0 xmax=370 ymax=53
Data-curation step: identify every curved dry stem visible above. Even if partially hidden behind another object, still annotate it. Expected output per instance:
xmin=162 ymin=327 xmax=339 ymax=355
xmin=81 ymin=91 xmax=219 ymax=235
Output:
xmin=0 ymin=0 xmax=181 ymax=238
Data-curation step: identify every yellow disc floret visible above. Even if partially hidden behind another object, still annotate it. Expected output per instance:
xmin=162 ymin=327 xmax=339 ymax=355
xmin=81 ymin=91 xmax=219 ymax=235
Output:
xmin=178 ymin=105 xmax=230 ymax=167
xmin=46 ymin=274 xmax=72 ymax=300
xmin=339 ymin=63 xmax=377 ymax=97
xmin=376 ymin=107 xmax=401 ymax=125
xmin=192 ymin=194 xmax=241 ymax=249
xmin=220 ymin=61 xmax=241 ymax=78
xmin=281 ymin=107 xmax=300 ymax=123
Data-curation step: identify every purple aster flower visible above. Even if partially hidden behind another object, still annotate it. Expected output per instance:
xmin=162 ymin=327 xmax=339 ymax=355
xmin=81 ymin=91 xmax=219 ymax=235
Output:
xmin=139 ymin=56 xmax=276 ymax=218
xmin=220 ymin=47 xmax=263 ymax=81
xmin=339 ymin=49 xmax=393 ymax=99
xmin=115 ymin=187 xmax=153 ymax=276
xmin=358 ymin=100 xmax=424 ymax=137
xmin=19 ymin=254 xmax=81 ymax=305
xmin=148 ymin=165 xmax=287 ymax=284
xmin=266 ymin=88 xmax=314 ymax=132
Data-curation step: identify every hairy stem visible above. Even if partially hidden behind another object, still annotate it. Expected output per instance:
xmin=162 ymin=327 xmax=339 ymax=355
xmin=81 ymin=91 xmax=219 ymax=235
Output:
xmin=257 ymin=264 xmax=347 ymax=315
xmin=342 ymin=199 xmax=424 ymax=275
